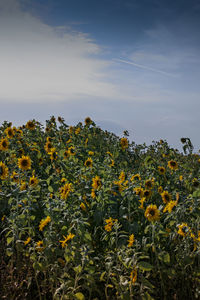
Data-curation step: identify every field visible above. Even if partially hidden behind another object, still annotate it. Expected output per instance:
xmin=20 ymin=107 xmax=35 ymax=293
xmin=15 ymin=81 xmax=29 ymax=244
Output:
xmin=0 ymin=116 xmax=200 ymax=300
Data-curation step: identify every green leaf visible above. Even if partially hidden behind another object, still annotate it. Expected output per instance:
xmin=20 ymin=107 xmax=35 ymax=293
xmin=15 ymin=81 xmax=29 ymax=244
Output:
xmin=74 ymin=292 xmax=85 ymax=300
xmin=158 ymin=251 xmax=170 ymax=264
xmin=138 ymin=261 xmax=153 ymax=271
xmin=100 ymin=271 xmax=106 ymax=282
xmin=48 ymin=185 xmax=54 ymax=193
xmin=73 ymin=265 xmax=82 ymax=274
xmin=7 ymin=236 xmax=14 ymax=245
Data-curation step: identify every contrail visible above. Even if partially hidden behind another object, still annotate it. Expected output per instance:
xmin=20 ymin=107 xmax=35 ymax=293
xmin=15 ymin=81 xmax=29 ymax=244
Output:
xmin=113 ymin=58 xmax=175 ymax=77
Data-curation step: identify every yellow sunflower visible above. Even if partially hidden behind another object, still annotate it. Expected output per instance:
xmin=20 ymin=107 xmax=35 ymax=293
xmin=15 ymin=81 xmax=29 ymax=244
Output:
xmin=120 ymin=137 xmax=128 ymax=150
xmin=84 ymin=157 xmax=93 ymax=167
xmin=68 ymin=146 xmax=76 ymax=156
xmin=26 ymin=120 xmax=35 ymax=130
xmin=158 ymin=166 xmax=166 ymax=175
xmin=178 ymin=223 xmax=189 ymax=237
xmin=0 ymin=162 xmax=9 ymax=179
xmin=168 ymin=160 xmax=178 ymax=170
xmin=143 ymin=189 xmax=152 ymax=199
xmin=59 ymin=232 xmax=75 ymax=248
xmin=29 ymin=175 xmax=38 ymax=187
xmin=18 ymin=155 xmax=31 ymax=171
xmin=92 ymin=175 xmax=101 ymax=190
xmin=128 ymin=234 xmax=135 ymax=247
xmin=0 ymin=138 xmax=9 ymax=151
xmin=145 ymin=204 xmax=160 ymax=222
xmin=50 ymin=148 xmax=57 ymax=161
xmin=145 ymin=179 xmax=154 ymax=189
xmin=39 ymin=216 xmax=51 ymax=231
xmin=131 ymin=174 xmax=141 ymax=181
xmin=161 ymin=191 xmax=172 ymax=204
xmin=44 ymin=141 xmax=53 ymax=154
xmin=5 ymin=127 xmax=15 ymax=138
xmin=60 ymin=182 xmax=73 ymax=200
xmin=84 ymin=117 xmax=92 ymax=126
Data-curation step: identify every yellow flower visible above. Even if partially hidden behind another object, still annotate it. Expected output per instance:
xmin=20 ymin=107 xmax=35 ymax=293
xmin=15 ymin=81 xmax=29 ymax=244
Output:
xmin=139 ymin=197 xmax=146 ymax=209
xmin=145 ymin=204 xmax=160 ymax=222
xmin=168 ymin=160 xmax=178 ymax=170
xmin=0 ymin=138 xmax=9 ymax=151
xmin=120 ymin=137 xmax=128 ymax=150
xmin=50 ymin=148 xmax=58 ymax=161
xmin=84 ymin=117 xmax=92 ymax=125
xmin=131 ymin=174 xmax=141 ymax=181
xmin=75 ymin=127 xmax=81 ymax=135
xmin=91 ymin=188 xmax=96 ymax=199
xmin=80 ymin=202 xmax=86 ymax=211
xmin=104 ymin=217 xmax=117 ymax=232
xmin=158 ymin=186 xmax=163 ymax=194
xmin=29 ymin=175 xmax=38 ymax=187
xmin=44 ymin=141 xmax=53 ymax=154
xmin=134 ymin=187 xmax=144 ymax=198
xmin=59 ymin=232 xmax=75 ymax=248
xmin=179 ymin=175 xmax=183 ymax=181
xmin=178 ymin=223 xmax=189 ymax=237
xmin=161 ymin=191 xmax=172 ymax=204
xmin=92 ymin=176 xmax=101 ymax=190
xmin=128 ymin=234 xmax=135 ymax=247
xmin=68 ymin=146 xmax=76 ymax=156
xmin=39 ymin=216 xmax=51 ymax=231
xmin=0 ymin=162 xmax=9 ymax=179
xmin=5 ymin=127 xmax=15 ymax=138
xmin=143 ymin=189 xmax=152 ymax=199
xmin=109 ymin=159 xmax=115 ymax=167
xmin=106 ymin=151 xmax=113 ymax=157
xmin=60 ymin=182 xmax=73 ymax=200
xmin=26 ymin=120 xmax=35 ymax=130
xmin=36 ymin=241 xmax=45 ymax=251
xmin=88 ymin=151 xmax=94 ymax=156
xmin=130 ymin=269 xmax=137 ymax=285
xmin=20 ymin=180 xmax=27 ymax=191
xmin=163 ymin=200 xmax=177 ymax=213
xmin=24 ymin=237 xmax=31 ymax=245
xmin=158 ymin=166 xmax=166 ymax=175
xmin=18 ymin=156 xmax=31 ymax=171
xmin=84 ymin=157 xmax=93 ymax=167
xmin=145 ymin=179 xmax=154 ymax=189
xmin=119 ymin=171 xmax=125 ymax=182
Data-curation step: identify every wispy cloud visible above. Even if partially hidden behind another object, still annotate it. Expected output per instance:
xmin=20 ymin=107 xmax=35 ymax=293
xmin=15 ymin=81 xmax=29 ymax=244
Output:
xmin=113 ymin=58 xmax=176 ymax=77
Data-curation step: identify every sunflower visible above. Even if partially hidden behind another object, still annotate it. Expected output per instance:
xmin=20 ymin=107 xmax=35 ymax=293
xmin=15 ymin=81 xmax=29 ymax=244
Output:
xmin=59 ymin=232 xmax=75 ymax=248
xmin=24 ymin=237 xmax=31 ymax=245
xmin=0 ymin=162 xmax=9 ymax=179
xmin=39 ymin=216 xmax=51 ymax=231
xmin=11 ymin=171 xmax=19 ymax=183
xmin=178 ymin=223 xmax=189 ymax=237
xmin=120 ymin=137 xmax=128 ymax=150
xmin=18 ymin=156 xmax=31 ymax=171
xmin=130 ymin=269 xmax=137 ymax=285
xmin=143 ymin=189 xmax=152 ymax=199
xmin=44 ymin=141 xmax=53 ymax=154
xmin=80 ymin=202 xmax=86 ymax=211
xmin=50 ymin=148 xmax=57 ymax=161
xmin=145 ymin=204 xmax=160 ymax=222
xmin=161 ymin=191 xmax=172 ymax=204
xmin=158 ymin=166 xmax=166 ymax=175
xmin=110 ymin=159 xmax=115 ymax=167
xmin=119 ymin=171 xmax=125 ymax=182
xmin=145 ymin=179 xmax=154 ymax=189
xmin=88 ymin=151 xmax=94 ymax=156
xmin=84 ymin=117 xmax=92 ymax=126
xmin=75 ymin=127 xmax=81 ymax=135
xmin=134 ymin=187 xmax=144 ymax=198
xmin=5 ymin=127 xmax=15 ymax=138
xmin=91 ymin=189 xmax=96 ymax=199
xmin=68 ymin=146 xmax=76 ymax=156
xmin=84 ymin=157 xmax=93 ymax=167
xmin=64 ymin=150 xmax=69 ymax=159
xmin=168 ymin=160 xmax=178 ymax=170
xmin=18 ymin=149 xmax=24 ymax=157
xmin=26 ymin=120 xmax=35 ymax=130
xmin=36 ymin=241 xmax=45 ymax=252
xmin=29 ymin=175 xmax=38 ymax=187
xmin=92 ymin=175 xmax=101 ymax=190
xmin=163 ymin=200 xmax=177 ymax=213
xmin=60 ymin=182 xmax=73 ymax=200
xmin=158 ymin=186 xmax=163 ymax=194
xmin=0 ymin=138 xmax=9 ymax=151
xmin=131 ymin=174 xmax=141 ymax=181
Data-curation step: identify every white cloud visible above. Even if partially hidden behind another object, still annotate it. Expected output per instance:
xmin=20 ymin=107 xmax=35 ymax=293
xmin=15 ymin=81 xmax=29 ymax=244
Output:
xmin=0 ymin=0 xmax=116 ymax=102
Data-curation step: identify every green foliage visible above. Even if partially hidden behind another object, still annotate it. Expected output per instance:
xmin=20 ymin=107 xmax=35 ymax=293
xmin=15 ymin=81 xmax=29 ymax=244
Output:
xmin=0 ymin=116 xmax=200 ymax=299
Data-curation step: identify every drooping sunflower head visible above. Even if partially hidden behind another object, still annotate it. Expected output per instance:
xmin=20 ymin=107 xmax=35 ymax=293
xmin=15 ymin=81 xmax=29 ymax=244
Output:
xmin=145 ymin=204 xmax=160 ymax=222
xmin=0 ymin=138 xmax=9 ymax=151
xmin=168 ymin=160 xmax=178 ymax=170
xmin=120 ymin=137 xmax=128 ymax=150
xmin=161 ymin=191 xmax=172 ymax=204
xmin=84 ymin=117 xmax=92 ymax=126
xmin=44 ymin=141 xmax=53 ymax=153
xmin=84 ymin=157 xmax=93 ymax=167
xmin=26 ymin=120 xmax=35 ymax=130
xmin=18 ymin=156 xmax=31 ymax=171
xmin=5 ymin=127 xmax=15 ymax=138
xmin=158 ymin=166 xmax=166 ymax=175
xmin=131 ymin=174 xmax=141 ymax=181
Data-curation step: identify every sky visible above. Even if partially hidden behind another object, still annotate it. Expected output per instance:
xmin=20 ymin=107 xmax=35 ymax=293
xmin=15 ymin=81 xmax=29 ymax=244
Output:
xmin=0 ymin=0 xmax=200 ymax=151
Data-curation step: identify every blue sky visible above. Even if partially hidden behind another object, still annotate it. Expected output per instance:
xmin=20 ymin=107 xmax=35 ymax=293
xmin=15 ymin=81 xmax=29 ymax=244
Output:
xmin=0 ymin=0 xmax=200 ymax=150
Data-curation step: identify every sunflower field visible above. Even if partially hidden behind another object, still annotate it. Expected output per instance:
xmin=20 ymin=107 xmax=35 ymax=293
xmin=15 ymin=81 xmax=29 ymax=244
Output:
xmin=0 ymin=117 xmax=200 ymax=300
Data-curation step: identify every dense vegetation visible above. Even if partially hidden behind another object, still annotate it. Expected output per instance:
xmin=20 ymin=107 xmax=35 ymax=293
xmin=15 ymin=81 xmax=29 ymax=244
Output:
xmin=0 ymin=117 xmax=200 ymax=299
